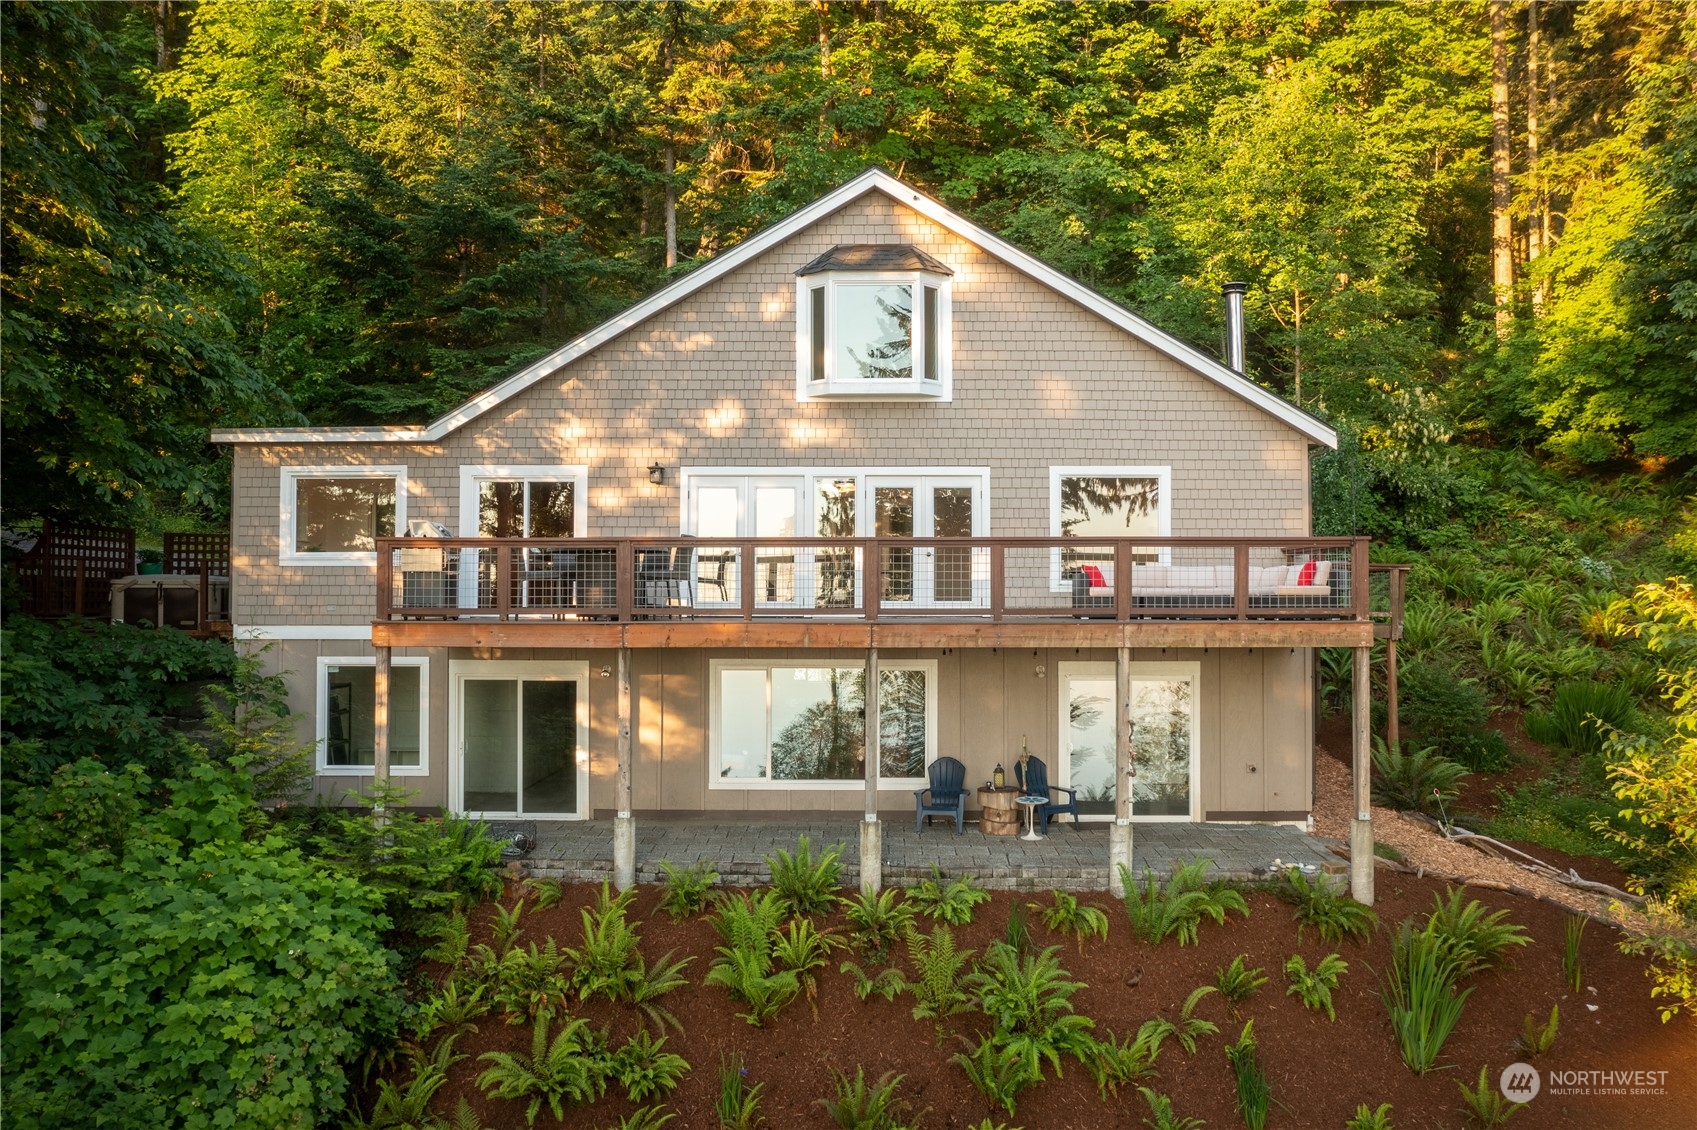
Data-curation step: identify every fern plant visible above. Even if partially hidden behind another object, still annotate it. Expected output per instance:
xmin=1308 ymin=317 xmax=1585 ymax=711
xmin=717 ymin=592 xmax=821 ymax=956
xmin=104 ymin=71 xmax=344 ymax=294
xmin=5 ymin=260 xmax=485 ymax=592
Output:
xmin=1137 ymin=1087 xmax=1205 ymax=1130
xmin=951 ymin=1035 xmax=1033 ymax=1118
xmin=474 ymin=1013 xmax=609 ymax=1126
xmin=523 ymin=877 xmax=563 ymax=910
xmin=1278 ymin=867 xmax=1378 ymax=944
xmin=840 ymin=959 xmax=910 ymax=1002
xmin=1371 ymin=739 xmax=1468 ymax=814
xmin=411 ymin=977 xmax=490 ymax=1039
xmin=1119 ymin=859 xmax=1249 ymax=946
xmin=715 ymin=1053 xmax=765 ymax=1130
xmin=1213 ymin=954 xmax=1268 ymax=1016
xmin=818 ymin=1067 xmax=917 ymax=1130
xmin=425 ymin=910 xmax=472 ymax=967
xmin=710 ymin=889 xmax=788 ymax=958
xmin=1345 ymin=1103 xmax=1396 ymax=1130
xmin=1425 ymin=887 xmax=1531 ymax=976
xmin=1138 ymin=985 xmax=1219 ymax=1054
xmin=1225 ymin=1019 xmax=1271 ymax=1130
xmin=362 ymin=1033 xmax=463 ymax=1130
xmin=1003 ymin=900 xmax=1034 ymax=959
xmin=657 ymin=859 xmax=719 ymax=920
xmin=844 ymin=888 xmax=916 ymax=961
xmin=703 ymin=946 xmax=801 ymax=1027
xmin=766 ymin=835 xmax=844 ymax=917
xmin=1380 ymin=921 xmax=1473 ymax=1074
xmin=603 ymin=1109 xmax=675 ymax=1130
xmin=1517 ymin=1004 xmax=1558 ymax=1057
xmin=492 ymin=939 xmax=572 ymax=1022
xmin=561 ymin=882 xmax=692 ymax=1031
xmin=906 ymin=923 xmax=976 ymax=1042
xmin=906 ymin=865 xmax=991 ymax=925
xmin=773 ymin=917 xmax=846 ymax=1018
xmin=489 ymin=899 xmax=526 ymax=957
xmin=1457 ymin=1064 xmax=1527 ymax=1127
xmin=1085 ymin=1026 xmax=1163 ymax=1098
xmin=609 ymin=1029 xmax=690 ymax=1103
xmin=964 ymin=942 xmax=1096 ymax=1082
xmin=1033 ymin=890 xmax=1109 ymax=951
xmin=1283 ymin=952 xmax=1348 ymax=1021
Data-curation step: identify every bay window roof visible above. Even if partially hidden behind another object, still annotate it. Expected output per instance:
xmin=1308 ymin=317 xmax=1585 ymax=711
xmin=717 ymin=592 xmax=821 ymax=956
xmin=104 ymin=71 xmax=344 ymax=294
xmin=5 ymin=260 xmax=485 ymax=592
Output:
xmin=796 ymin=244 xmax=953 ymax=276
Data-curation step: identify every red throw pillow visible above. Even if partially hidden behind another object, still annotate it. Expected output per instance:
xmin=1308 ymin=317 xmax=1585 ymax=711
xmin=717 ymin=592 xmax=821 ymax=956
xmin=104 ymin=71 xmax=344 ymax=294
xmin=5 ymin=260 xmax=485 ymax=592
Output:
xmin=1081 ymin=565 xmax=1107 ymax=588
xmin=1297 ymin=560 xmax=1318 ymax=586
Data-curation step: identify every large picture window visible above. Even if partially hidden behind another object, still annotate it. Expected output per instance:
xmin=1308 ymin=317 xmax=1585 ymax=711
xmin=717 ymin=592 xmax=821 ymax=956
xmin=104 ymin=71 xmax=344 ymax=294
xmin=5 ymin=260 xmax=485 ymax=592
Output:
xmin=1049 ymin=465 xmax=1172 ymax=586
xmin=457 ymin=466 xmax=588 ymax=538
xmin=711 ymin=660 xmax=935 ymax=788
xmin=317 ymin=657 xmax=428 ymax=775
xmin=281 ymin=466 xmax=407 ymax=565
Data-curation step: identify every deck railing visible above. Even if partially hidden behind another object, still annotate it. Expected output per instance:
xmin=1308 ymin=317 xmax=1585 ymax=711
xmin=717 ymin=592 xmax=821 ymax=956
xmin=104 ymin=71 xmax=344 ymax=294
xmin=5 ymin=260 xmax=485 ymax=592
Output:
xmin=375 ymin=535 xmax=1381 ymax=625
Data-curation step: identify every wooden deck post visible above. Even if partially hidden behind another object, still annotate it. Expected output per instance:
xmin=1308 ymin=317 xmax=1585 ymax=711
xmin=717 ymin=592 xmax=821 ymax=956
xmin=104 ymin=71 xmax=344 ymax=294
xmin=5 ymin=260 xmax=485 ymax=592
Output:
xmin=1350 ymin=644 xmax=1374 ymax=905
xmin=1110 ymin=645 xmax=1135 ymax=896
xmin=373 ymin=645 xmax=391 ymax=826
xmin=614 ymin=645 xmax=635 ymax=890
xmin=1385 ymin=636 xmax=1400 ymax=753
xmin=861 ymin=644 xmax=883 ymax=895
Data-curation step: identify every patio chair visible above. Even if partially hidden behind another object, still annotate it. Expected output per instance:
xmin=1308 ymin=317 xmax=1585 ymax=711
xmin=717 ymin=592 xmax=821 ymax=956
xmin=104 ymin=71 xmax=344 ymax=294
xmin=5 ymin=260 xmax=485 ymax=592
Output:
xmin=914 ymin=755 xmax=967 ymax=834
xmin=1013 ymin=755 xmax=1081 ymax=832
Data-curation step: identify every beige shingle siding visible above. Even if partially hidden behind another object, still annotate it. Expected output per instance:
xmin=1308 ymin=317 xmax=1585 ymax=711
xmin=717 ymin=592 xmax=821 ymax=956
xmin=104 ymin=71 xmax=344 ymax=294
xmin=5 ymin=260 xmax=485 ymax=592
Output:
xmin=231 ymin=193 xmax=1310 ymax=625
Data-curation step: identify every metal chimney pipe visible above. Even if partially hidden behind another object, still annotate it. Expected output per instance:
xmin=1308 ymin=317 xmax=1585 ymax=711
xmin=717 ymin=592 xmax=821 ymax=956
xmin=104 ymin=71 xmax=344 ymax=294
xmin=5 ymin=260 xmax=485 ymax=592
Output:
xmin=1222 ymin=282 xmax=1247 ymax=373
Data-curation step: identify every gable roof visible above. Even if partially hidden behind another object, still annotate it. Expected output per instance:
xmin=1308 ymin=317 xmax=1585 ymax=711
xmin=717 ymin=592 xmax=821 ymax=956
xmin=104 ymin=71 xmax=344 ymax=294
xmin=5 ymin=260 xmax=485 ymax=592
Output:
xmin=211 ymin=169 xmax=1337 ymax=448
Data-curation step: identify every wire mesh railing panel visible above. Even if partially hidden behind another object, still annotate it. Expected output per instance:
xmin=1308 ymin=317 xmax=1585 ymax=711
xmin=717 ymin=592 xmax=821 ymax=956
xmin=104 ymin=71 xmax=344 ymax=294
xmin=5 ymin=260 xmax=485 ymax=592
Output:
xmin=1253 ymin=545 xmax=1353 ymax=611
xmin=1126 ymin=545 xmax=1237 ymax=612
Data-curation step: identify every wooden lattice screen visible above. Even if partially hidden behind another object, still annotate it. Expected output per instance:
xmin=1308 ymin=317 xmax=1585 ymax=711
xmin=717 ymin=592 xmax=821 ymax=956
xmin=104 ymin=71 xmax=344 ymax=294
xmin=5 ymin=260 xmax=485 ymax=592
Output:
xmin=13 ymin=520 xmax=136 ymax=617
xmin=162 ymin=531 xmax=230 ymax=577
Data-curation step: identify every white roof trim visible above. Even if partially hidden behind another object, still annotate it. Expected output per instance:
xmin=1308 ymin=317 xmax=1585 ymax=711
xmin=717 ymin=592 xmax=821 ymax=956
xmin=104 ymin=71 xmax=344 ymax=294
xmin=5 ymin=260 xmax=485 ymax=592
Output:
xmin=211 ymin=169 xmax=1336 ymax=449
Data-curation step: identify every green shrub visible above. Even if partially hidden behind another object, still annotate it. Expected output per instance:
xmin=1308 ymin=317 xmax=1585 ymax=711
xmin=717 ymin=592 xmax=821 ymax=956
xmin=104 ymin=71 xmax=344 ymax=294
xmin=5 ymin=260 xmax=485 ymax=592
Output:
xmin=1380 ymin=921 xmax=1472 ymax=1074
xmin=766 ymin=835 xmax=844 ymax=917
xmin=1 ymin=759 xmax=402 ymax=1130
xmin=1524 ymin=681 xmax=1639 ymax=755
xmin=1371 ymin=739 xmax=1468 ymax=814
xmin=1399 ymin=660 xmax=1493 ymax=762
xmin=906 ymin=865 xmax=991 ymax=925
xmin=0 ymin=617 xmax=235 ymax=788
xmin=1119 ymin=858 xmax=1249 ymax=945
xmin=657 ymin=859 xmax=719 ymax=920
xmin=1277 ymin=867 xmax=1378 ymax=944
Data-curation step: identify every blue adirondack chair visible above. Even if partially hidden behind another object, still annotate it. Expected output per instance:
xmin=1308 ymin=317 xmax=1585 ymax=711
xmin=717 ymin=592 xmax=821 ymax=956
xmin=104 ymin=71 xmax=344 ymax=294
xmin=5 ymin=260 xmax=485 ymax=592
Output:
xmin=914 ymin=756 xmax=968 ymax=834
xmin=1014 ymin=755 xmax=1081 ymax=832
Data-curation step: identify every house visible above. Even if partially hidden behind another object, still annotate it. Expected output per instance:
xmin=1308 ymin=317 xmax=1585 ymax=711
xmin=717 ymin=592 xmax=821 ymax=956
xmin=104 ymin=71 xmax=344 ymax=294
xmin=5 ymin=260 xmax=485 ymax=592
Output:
xmin=212 ymin=169 xmax=1393 ymax=902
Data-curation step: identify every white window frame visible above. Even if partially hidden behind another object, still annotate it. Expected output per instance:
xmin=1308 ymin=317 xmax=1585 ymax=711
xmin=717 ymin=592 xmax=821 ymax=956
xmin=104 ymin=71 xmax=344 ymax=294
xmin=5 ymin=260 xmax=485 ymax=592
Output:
xmin=280 ymin=465 xmax=408 ymax=566
xmin=1048 ymin=465 xmax=1173 ymax=589
xmin=796 ymin=270 xmax=953 ymax=402
xmin=316 ymin=655 xmax=429 ymax=776
xmin=447 ymin=659 xmax=590 ymax=820
xmin=708 ymin=658 xmax=938 ymax=790
xmin=456 ymin=465 xmax=590 ymax=538
xmin=1056 ymin=660 xmax=1201 ymax=822
xmin=680 ymin=467 xmax=990 ymax=537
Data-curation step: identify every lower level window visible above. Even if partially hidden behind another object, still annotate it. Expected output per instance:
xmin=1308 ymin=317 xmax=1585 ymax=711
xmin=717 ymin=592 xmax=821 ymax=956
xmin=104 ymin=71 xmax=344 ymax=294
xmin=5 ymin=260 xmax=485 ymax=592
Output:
xmin=712 ymin=661 xmax=934 ymax=786
xmin=318 ymin=658 xmax=427 ymax=774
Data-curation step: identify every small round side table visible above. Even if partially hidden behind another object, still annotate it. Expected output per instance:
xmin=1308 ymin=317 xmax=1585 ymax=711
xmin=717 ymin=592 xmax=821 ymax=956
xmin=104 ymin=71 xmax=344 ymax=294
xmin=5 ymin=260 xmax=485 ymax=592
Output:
xmin=1016 ymin=795 xmax=1046 ymax=841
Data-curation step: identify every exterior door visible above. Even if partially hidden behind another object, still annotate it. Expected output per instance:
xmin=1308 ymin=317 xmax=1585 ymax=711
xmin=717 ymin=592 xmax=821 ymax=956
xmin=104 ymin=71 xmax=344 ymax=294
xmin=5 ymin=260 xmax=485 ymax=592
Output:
xmin=453 ymin=662 xmax=588 ymax=818
xmin=1059 ymin=661 xmax=1201 ymax=821
xmin=688 ymin=477 xmax=803 ymax=606
xmin=866 ymin=476 xmax=984 ymax=606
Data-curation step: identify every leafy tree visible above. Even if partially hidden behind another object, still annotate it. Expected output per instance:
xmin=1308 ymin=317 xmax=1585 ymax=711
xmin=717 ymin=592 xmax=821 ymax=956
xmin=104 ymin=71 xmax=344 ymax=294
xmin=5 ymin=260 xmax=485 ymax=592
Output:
xmin=1 ymin=0 xmax=290 ymax=522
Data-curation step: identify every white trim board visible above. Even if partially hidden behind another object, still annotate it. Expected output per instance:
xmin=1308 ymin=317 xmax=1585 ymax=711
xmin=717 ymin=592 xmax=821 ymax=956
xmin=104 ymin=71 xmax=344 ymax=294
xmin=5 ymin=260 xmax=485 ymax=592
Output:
xmin=236 ymin=624 xmax=374 ymax=641
xmin=212 ymin=169 xmax=1336 ymax=449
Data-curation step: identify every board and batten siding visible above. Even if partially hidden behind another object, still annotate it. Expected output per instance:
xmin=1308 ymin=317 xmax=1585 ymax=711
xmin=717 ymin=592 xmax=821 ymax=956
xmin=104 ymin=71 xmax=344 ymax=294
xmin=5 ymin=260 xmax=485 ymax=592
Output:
xmin=228 ymin=191 xmax=1310 ymax=630
xmin=271 ymin=641 xmax=1312 ymax=820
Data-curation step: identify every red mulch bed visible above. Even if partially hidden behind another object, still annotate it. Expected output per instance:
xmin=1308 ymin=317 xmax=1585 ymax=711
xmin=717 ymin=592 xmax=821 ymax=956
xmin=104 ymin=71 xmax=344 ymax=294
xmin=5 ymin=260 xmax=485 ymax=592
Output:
xmin=367 ymin=878 xmax=1695 ymax=1129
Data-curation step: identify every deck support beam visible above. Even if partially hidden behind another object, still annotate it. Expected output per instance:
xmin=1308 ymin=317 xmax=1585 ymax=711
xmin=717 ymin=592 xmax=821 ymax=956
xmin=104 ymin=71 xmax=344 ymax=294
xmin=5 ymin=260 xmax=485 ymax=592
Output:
xmin=614 ymin=646 xmax=635 ymax=890
xmin=372 ymin=645 xmax=391 ymax=826
xmin=861 ymin=644 xmax=882 ymax=895
xmin=1350 ymin=644 xmax=1374 ymax=905
xmin=1109 ymin=646 xmax=1135 ymax=897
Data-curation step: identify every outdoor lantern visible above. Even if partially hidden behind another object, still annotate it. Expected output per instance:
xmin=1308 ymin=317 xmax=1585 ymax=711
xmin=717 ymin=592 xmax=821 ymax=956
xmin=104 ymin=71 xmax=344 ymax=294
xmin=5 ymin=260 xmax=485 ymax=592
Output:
xmin=648 ymin=462 xmax=665 ymax=484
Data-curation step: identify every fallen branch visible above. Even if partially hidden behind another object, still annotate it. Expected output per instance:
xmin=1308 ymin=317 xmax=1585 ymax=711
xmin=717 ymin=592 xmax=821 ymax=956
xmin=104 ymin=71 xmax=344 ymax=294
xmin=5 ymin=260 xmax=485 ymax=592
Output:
xmin=1396 ymin=812 xmax=1645 ymax=904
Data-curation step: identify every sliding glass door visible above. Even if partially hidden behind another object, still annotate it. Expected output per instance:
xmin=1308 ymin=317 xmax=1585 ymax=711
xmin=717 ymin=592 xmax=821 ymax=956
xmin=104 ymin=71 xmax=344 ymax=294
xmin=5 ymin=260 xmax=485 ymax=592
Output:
xmin=453 ymin=662 xmax=588 ymax=818
xmin=1058 ymin=661 xmax=1200 ymax=821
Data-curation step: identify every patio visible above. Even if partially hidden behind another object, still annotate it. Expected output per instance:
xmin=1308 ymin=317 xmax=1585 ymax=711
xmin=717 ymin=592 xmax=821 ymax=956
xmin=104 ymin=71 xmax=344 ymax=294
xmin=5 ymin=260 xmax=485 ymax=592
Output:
xmin=502 ymin=819 xmax=1345 ymax=892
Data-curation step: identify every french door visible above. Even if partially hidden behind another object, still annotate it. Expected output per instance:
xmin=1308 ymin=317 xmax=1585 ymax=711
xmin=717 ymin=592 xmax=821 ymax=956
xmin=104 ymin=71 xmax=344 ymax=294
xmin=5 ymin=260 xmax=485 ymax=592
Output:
xmin=866 ymin=475 xmax=984 ymax=606
xmin=689 ymin=477 xmax=803 ymax=606
xmin=452 ymin=662 xmax=588 ymax=819
xmin=1058 ymin=662 xmax=1201 ymax=821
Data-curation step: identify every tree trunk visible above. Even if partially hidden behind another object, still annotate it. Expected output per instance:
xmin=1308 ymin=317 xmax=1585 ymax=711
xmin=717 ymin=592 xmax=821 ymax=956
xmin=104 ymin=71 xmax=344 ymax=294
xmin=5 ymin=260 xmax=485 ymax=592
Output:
xmin=1491 ymin=0 xmax=1515 ymax=335
xmin=1527 ymin=1 xmax=1549 ymax=312
xmin=664 ymin=141 xmax=677 ymax=269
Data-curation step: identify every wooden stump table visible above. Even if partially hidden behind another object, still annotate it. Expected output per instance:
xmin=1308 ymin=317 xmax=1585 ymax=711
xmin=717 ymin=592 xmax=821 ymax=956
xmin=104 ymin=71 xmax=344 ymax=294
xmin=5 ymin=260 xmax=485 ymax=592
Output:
xmin=977 ymin=786 xmax=1021 ymax=836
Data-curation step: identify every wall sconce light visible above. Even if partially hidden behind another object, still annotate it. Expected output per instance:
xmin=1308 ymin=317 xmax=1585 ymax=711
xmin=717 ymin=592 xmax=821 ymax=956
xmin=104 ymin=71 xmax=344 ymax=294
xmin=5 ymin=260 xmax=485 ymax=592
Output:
xmin=1034 ymin=664 xmax=1046 ymax=679
xmin=599 ymin=666 xmax=612 ymax=679
xmin=648 ymin=462 xmax=665 ymax=485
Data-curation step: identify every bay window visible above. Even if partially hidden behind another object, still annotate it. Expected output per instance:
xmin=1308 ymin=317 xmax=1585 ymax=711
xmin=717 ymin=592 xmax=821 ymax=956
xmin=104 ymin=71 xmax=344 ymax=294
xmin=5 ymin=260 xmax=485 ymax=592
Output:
xmin=796 ymin=245 xmax=952 ymax=400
